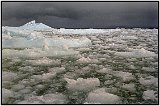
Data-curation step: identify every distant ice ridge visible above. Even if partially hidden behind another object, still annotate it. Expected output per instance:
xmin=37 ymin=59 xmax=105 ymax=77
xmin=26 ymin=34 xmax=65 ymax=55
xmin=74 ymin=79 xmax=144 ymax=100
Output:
xmin=19 ymin=20 xmax=52 ymax=30
xmin=57 ymin=28 xmax=106 ymax=35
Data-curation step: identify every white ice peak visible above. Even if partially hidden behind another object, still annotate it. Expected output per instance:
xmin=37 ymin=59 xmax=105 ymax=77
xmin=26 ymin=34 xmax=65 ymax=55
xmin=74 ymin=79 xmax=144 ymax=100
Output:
xmin=20 ymin=20 xmax=52 ymax=30
xmin=25 ymin=20 xmax=36 ymax=26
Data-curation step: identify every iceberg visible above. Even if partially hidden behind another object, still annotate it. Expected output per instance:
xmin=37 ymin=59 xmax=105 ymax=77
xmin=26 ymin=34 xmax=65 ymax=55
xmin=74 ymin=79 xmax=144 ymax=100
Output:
xmin=2 ymin=20 xmax=92 ymax=49
xmin=19 ymin=20 xmax=52 ymax=30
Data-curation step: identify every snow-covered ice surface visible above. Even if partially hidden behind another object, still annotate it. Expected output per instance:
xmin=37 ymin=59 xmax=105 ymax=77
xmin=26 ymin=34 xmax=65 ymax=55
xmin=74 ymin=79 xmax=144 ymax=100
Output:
xmin=2 ymin=21 xmax=158 ymax=104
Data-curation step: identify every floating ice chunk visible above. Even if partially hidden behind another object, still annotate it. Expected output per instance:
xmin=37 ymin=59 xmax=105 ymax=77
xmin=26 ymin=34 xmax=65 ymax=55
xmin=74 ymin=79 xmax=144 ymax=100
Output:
xmin=113 ymin=71 xmax=134 ymax=82
xmin=12 ymin=84 xmax=25 ymax=91
xmin=104 ymin=80 xmax=115 ymax=85
xmin=32 ymin=72 xmax=56 ymax=81
xmin=35 ymin=84 xmax=45 ymax=90
xmin=97 ymin=54 xmax=110 ymax=58
xmin=105 ymin=87 xmax=118 ymax=94
xmin=19 ymin=88 xmax=32 ymax=94
xmin=92 ymin=40 xmax=103 ymax=44
xmin=2 ymin=34 xmax=12 ymax=40
xmin=17 ymin=100 xmax=43 ymax=104
xmin=17 ymin=95 xmax=43 ymax=104
xmin=38 ymin=94 xmax=67 ymax=104
xmin=48 ymin=67 xmax=66 ymax=74
xmin=17 ymin=93 xmax=67 ymax=104
xmin=76 ymin=57 xmax=91 ymax=64
xmin=115 ymin=48 xmax=157 ymax=58
xmin=2 ymin=47 xmax=79 ymax=59
xmin=2 ymin=71 xmax=17 ymax=81
xmin=64 ymin=72 xmax=78 ymax=79
xmin=26 ymin=57 xmax=60 ymax=66
xmin=121 ymin=83 xmax=136 ymax=92
xmin=120 ymin=35 xmax=138 ymax=40
xmin=129 ymin=65 xmax=136 ymax=70
xmin=142 ymin=67 xmax=157 ymax=72
xmin=101 ymin=70 xmax=134 ymax=82
xmin=96 ymin=68 xmax=112 ymax=74
xmin=143 ymin=90 xmax=157 ymax=100
xmin=108 ymin=37 xmax=127 ymax=43
xmin=76 ymin=57 xmax=99 ymax=64
xmin=76 ymin=47 xmax=91 ymax=52
xmin=45 ymin=37 xmax=92 ymax=48
xmin=58 ymin=28 xmax=106 ymax=35
xmin=64 ymin=78 xmax=100 ymax=92
xmin=90 ymin=36 xmax=99 ymax=41
xmin=2 ymin=37 xmax=47 ymax=49
xmin=84 ymin=102 xmax=101 ymax=104
xmin=139 ymin=76 xmax=158 ymax=87
xmin=85 ymin=88 xmax=122 ymax=104
xmin=19 ymin=66 xmax=35 ymax=72
xmin=2 ymin=88 xmax=14 ymax=104
xmin=108 ymin=43 xmax=127 ymax=49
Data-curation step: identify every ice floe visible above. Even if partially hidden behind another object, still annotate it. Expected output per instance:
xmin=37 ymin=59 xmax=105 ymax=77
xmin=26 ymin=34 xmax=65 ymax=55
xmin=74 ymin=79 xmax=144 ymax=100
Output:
xmin=31 ymin=72 xmax=56 ymax=82
xmin=96 ymin=67 xmax=112 ymax=74
xmin=57 ymin=28 xmax=106 ymax=35
xmin=139 ymin=76 xmax=158 ymax=87
xmin=142 ymin=67 xmax=157 ymax=72
xmin=3 ymin=47 xmax=79 ymax=59
xmin=48 ymin=67 xmax=66 ymax=74
xmin=26 ymin=57 xmax=61 ymax=66
xmin=143 ymin=90 xmax=157 ymax=100
xmin=17 ymin=93 xmax=67 ymax=104
xmin=113 ymin=71 xmax=134 ymax=82
xmin=12 ymin=84 xmax=25 ymax=91
xmin=115 ymin=48 xmax=157 ymax=58
xmin=2 ymin=21 xmax=158 ymax=104
xmin=2 ymin=88 xmax=14 ymax=104
xmin=85 ymin=88 xmax=122 ymax=104
xmin=76 ymin=57 xmax=99 ymax=64
xmin=2 ymin=37 xmax=92 ymax=48
xmin=2 ymin=72 xmax=17 ymax=81
xmin=121 ymin=83 xmax=136 ymax=92
xmin=64 ymin=78 xmax=100 ymax=92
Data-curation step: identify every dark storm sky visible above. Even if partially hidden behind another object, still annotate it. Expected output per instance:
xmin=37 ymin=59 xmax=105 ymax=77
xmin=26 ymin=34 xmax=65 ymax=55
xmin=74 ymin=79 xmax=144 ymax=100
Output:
xmin=2 ymin=2 xmax=158 ymax=28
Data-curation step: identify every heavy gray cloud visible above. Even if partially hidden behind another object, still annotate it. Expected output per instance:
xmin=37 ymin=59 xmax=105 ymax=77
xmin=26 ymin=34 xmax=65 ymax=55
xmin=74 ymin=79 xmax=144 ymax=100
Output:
xmin=2 ymin=2 xmax=158 ymax=28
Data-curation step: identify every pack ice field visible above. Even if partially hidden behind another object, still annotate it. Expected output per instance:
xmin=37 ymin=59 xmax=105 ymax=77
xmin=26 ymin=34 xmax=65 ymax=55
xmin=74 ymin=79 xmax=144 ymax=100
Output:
xmin=2 ymin=21 xmax=158 ymax=104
